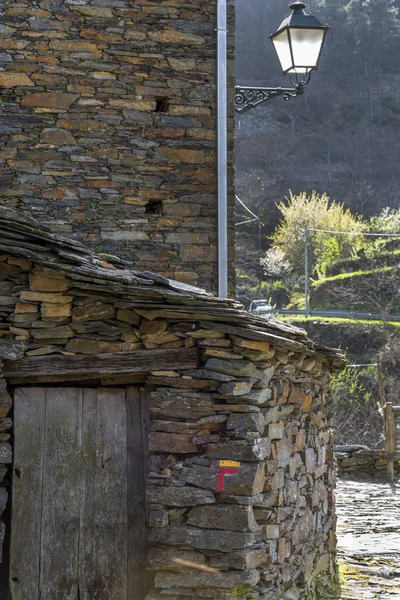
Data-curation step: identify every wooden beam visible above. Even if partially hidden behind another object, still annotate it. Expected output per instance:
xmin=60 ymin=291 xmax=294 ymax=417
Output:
xmin=2 ymin=348 xmax=198 ymax=383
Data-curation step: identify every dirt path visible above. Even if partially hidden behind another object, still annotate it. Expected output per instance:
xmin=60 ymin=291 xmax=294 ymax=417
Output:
xmin=335 ymin=476 xmax=400 ymax=599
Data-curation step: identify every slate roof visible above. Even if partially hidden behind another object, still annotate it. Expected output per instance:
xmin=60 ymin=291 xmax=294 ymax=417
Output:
xmin=0 ymin=206 xmax=345 ymax=368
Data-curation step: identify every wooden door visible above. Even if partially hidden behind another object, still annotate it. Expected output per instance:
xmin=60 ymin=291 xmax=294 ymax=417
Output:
xmin=10 ymin=387 xmax=149 ymax=600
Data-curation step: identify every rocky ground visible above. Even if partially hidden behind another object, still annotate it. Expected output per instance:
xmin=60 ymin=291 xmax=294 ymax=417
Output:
xmin=334 ymin=475 xmax=400 ymax=599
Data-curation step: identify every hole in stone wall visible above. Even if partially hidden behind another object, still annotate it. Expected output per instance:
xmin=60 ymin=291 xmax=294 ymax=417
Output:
xmin=154 ymin=97 xmax=170 ymax=113
xmin=145 ymin=200 xmax=163 ymax=215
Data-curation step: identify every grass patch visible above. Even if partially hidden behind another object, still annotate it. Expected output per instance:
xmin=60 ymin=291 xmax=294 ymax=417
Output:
xmin=326 ymin=248 xmax=400 ymax=277
xmin=278 ymin=315 xmax=400 ymax=328
xmin=338 ymin=563 xmax=369 ymax=581
xmin=312 ymin=264 xmax=400 ymax=289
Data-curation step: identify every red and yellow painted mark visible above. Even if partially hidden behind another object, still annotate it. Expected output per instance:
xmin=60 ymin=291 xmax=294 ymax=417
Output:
xmin=217 ymin=460 xmax=240 ymax=492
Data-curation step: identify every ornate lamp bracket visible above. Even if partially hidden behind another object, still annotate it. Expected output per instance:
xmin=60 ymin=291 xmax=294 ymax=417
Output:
xmin=235 ymin=84 xmax=305 ymax=114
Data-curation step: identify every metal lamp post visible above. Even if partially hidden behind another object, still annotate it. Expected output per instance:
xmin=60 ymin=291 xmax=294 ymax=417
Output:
xmin=235 ymin=1 xmax=329 ymax=113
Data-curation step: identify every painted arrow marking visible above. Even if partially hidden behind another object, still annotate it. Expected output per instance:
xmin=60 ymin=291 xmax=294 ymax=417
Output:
xmin=217 ymin=460 xmax=240 ymax=492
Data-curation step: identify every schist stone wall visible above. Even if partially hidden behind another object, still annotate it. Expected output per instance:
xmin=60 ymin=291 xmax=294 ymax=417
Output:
xmin=0 ymin=209 xmax=346 ymax=600
xmin=335 ymin=449 xmax=400 ymax=476
xmin=0 ymin=0 xmax=236 ymax=295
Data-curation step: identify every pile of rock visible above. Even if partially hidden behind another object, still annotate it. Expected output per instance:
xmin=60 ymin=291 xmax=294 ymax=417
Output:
xmin=0 ymin=207 xmax=345 ymax=599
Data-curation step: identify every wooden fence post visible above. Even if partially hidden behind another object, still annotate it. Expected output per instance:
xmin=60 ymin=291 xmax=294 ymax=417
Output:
xmin=384 ymin=402 xmax=395 ymax=482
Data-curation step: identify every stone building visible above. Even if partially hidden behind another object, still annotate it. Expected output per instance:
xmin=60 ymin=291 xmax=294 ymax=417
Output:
xmin=0 ymin=2 xmax=347 ymax=599
xmin=0 ymin=207 xmax=345 ymax=600
xmin=0 ymin=0 xmax=235 ymax=295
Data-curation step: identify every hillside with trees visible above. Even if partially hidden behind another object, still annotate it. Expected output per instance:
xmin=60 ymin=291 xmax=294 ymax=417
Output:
xmin=246 ymin=192 xmax=400 ymax=450
xmin=236 ymin=0 xmax=400 ymax=290
xmin=241 ymin=191 xmax=400 ymax=312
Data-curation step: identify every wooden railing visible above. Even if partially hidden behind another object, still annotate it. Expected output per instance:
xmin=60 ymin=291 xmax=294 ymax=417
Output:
xmin=383 ymin=403 xmax=400 ymax=482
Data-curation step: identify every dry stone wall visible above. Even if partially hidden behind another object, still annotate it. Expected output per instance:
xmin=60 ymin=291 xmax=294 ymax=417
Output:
xmin=0 ymin=0 xmax=236 ymax=295
xmin=335 ymin=449 xmax=400 ymax=476
xmin=146 ymin=363 xmax=337 ymax=600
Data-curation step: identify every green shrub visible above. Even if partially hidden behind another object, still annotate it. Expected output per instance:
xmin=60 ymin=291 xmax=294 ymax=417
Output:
xmin=330 ymin=366 xmax=383 ymax=448
xmin=270 ymin=191 xmax=365 ymax=280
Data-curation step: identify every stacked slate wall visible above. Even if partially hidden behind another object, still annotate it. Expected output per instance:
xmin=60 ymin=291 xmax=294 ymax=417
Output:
xmin=336 ymin=449 xmax=400 ymax=476
xmin=0 ymin=0 xmax=235 ymax=295
xmin=0 ymin=259 xmax=339 ymax=600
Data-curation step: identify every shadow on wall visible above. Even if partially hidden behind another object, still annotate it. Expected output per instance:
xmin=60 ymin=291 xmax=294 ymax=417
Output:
xmin=0 ymin=492 xmax=10 ymax=599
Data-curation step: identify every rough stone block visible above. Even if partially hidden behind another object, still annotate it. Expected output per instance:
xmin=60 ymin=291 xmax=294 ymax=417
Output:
xmin=146 ymin=486 xmax=215 ymax=507
xmin=187 ymin=505 xmax=258 ymax=532
xmin=0 ymin=340 xmax=27 ymax=360
xmin=0 ymin=443 xmax=12 ymax=463
xmin=149 ymin=510 xmax=169 ymax=528
xmin=206 ymin=438 xmax=271 ymax=462
xmin=0 ymin=392 xmax=12 ymax=419
xmin=219 ymin=387 xmax=272 ymax=406
xmin=72 ymin=302 xmax=115 ymax=322
xmin=230 ymin=336 xmax=271 ymax=353
xmin=41 ymin=302 xmax=72 ymax=319
xmin=154 ymin=568 xmax=260 ymax=590
xmin=218 ymin=380 xmax=254 ymax=396
xmin=305 ymin=448 xmax=316 ymax=474
xmin=149 ymin=29 xmax=205 ymax=45
xmin=116 ymin=309 xmax=141 ymax=325
xmin=0 ymin=73 xmax=33 ymax=88
xmin=269 ymin=423 xmax=284 ymax=440
xmin=30 ymin=272 xmax=69 ymax=292
xmin=227 ymin=412 xmax=265 ymax=434
xmin=21 ymin=93 xmax=79 ymax=109
xmin=149 ymin=526 xmax=256 ymax=552
xmin=148 ymin=432 xmax=199 ymax=454
xmin=209 ymin=548 xmax=268 ymax=570
xmin=19 ymin=291 xmax=73 ymax=304
xmin=205 ymin=358 xmax=269 ymax=383
xmin=41 ymin=128 xmax=76 ymax=146
xmin=156 ymin=147 xmax=205 ymax=164
xmin=150 ymin=389 xmax=216 ymax=419
xmin=146 ymin=547 xmax=206 ymax=571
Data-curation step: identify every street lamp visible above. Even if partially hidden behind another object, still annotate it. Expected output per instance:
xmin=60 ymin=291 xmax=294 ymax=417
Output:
xmin=235 ymin=1 xmax=329 ymax=113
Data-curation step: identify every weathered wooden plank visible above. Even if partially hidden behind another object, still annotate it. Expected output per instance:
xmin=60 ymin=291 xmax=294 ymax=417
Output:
xmin=2 ymin=347 xmax=198 ymax=382
xmin=40 ymin=388 xmax=82 ymax=599
xmin=78 ymin=388 xmax=128 ymax=600
xmin=100 ymin=374 xmax=146 ymax=386
xmin=10 ymin=388 xmax=46 ymax=600
xmin=384 ymin=402 xmax=396 ymax=482
xmin=10 ymin=376 xmax=103 ymax=385
xmin=127 ymin=387 xmax=151 ymax=598
xmin=140 ymin=388 xmax=150 ymax=502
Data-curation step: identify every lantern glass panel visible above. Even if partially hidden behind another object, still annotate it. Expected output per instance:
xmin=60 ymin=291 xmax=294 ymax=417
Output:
xmin=288 ymin=27 xmax=325 ymax=71
xmin=271 ymin=29 xmax=293 ymax=73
